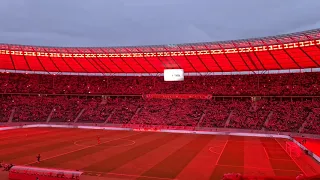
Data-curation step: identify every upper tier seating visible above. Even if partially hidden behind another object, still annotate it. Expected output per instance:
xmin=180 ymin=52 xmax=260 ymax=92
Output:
xmin=1 ymin=72 xmax=320 ymax=95
xmin=302 ymin=108 xmax=320 ymax=134
xmin=78 ymin=97 xmax=114 ymax=123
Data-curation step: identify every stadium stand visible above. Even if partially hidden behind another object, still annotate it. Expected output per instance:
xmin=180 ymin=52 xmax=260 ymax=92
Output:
xmin=78 ymin=97 xmax=114 ymax=123
xmin=302 ymin=108 xmax=320 ymax=134
xmin=1 ymin=29 xmax=320 ymax=136
xmin=1 ymin=29 xmax=320 ymax=180
xmin=1 ymin=72 xmax=320 ymax=95
xmin=1 ymin=82 xmax=319 ymax=134
xmin=0 ymin=96 xmax=12 ymax=123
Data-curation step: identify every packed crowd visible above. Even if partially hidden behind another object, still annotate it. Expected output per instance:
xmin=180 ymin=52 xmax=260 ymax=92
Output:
xmin=226 ymin=100 xmax=271 ymax=129
xmin=12 ymin=96 xmax=56 ymax=122
xmin=130 ymin=99 xmax=204 ymax=127
xmin=0 ymin=95 xmax=319 ymax=134
xmin=302 ymin=108 xmax=320 ymax=134
xmin=0 ymin=161 xmax=13 ymax=171
xmin=78 ymin=97 xmax=114 ymax=123
xmin=0 ymin=96 xmax=12 ymax=122
xmin=1 ymin=72 xmax=320 ymax=95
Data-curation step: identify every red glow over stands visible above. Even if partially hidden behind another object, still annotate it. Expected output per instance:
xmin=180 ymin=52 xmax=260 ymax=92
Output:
xmin=1 ymin=30 xmax=320 ymax=180
xmin=1 ymin=29 xmax=320 ymax=73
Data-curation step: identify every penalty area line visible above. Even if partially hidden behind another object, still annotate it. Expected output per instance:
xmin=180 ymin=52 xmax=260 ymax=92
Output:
xmin=263 ymin=147 xmax=270 ymax=160
xmin=215 ymin=140 xmax=228 ymax=165
xmin=274 ymin=138 xmax=307 ymax=175
xmin=217 ymin=164 xmax=302 ymax=173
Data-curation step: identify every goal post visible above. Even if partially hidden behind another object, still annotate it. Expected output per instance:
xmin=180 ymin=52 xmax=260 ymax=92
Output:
xmin=285 ymin=141 xmax=301 ymax=158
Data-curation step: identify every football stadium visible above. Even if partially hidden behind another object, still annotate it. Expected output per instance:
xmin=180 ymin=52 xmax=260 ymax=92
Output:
xmin=1 ymin=29 xmax=320 ymax=180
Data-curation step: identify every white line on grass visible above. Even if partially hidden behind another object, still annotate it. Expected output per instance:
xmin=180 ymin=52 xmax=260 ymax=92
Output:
xmin=263 ymin=147 xmax=270 ymax=160
xmin=24 ymin=132 xmax=143 ymax=166
xmin=274 ymin=138 xmax=307 ymax=175
xmin=209 ymin=145 xmax=225 ymax=155
xmin=217 ymin=164 xmax=302 ymax=173
xmin=84 ymin=170 xmax=178 ymax=180
xmin=215 ymin=140 xmax=228 ymax=165
xmin=0 ymin=131 xmax=51 ymax=141
xmin=268 ymin=158 xmax=293 ymax=161
xmin=74 ymin=138 xmax=136 ymax=148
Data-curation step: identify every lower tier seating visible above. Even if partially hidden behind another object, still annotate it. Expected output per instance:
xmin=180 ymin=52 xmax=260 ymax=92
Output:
xmin=0 ymin=95 xmax=319 ymax=134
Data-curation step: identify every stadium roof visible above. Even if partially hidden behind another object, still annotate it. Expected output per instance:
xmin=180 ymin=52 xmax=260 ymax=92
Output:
xmin=0 ymin=29 xmax=320 ymax=74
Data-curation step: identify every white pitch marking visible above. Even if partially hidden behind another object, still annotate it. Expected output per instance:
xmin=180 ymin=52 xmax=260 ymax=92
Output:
xmin=24 ymin=132 xmax=143 ymax=166
xmin=0 ymin=131 xmax=51 ymax=141
xmin=274 ymin=138 xmax=307 ymax=175
xmin=208 ymin=145 xmax=224 ymax=155
xmin=215 ymin=140 xmax=228 ymax=165
xmin=74 ymin=138 xmax=136 ymax=148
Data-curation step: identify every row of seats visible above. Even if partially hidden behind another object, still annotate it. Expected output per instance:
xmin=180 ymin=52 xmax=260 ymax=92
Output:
xmin=0 ymin=96 xmax=12 ymax=122
xmin=0 ymin=96 xmax=319 ymax=134
xmin=1 ymin=72 xmax=320 ymax=95
xmin=302 ymin=108 xmax=320 ymax=134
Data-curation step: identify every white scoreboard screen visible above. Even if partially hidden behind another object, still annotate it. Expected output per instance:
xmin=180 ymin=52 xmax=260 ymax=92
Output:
xmin=164 ymin=69 xmax=184 ymax=81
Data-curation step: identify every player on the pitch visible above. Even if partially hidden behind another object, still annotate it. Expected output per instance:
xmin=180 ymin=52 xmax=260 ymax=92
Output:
xmin=36 ymin=154 xmax=41 ymax=163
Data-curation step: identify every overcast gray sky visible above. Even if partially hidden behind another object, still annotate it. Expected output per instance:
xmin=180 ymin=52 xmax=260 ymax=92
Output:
xmin=0 ymin=0 xmax=319 ymax=47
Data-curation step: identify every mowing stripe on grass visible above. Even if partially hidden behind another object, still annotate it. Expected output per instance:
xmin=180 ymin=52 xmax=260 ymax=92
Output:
xmin=0 ymin=129 xmax=83 ymax=150
xmin=0 ymin=128 xmax=68 ymax=142
xmin=83 ymin=133 xmax=183 ymax=172
xmin=260 ymin=138 xmax=302 ymax=176
xmin=210 ymin=137 xmax=244 ymax=180
xmin=217 ymin=139 xmax=244 ymax=166
xmin=243 ymin=138 xmax=275 ymax=177
xmin=210 ymin=165 xmax=243 ymax=180
xmin=274 ymin=138 xmax=305 ymax=175
xmin=0 ymin=128 xmax=91 ymax=147
xmin=0 ymin=131 xmax=51 ymax=141
xmin=175 ymin=137 xmax=221 ymax=180
xmin=139 ymin=134 xmax=213 ymax=179
xmin=0 ymin=129 xmax=119 ymax=161
xmin=110 ymin=133 xmax=197 ymax=176
xmin=34 ymin=132 xmax=148 ymax=168
xmin=0 ymin=128 xmax=42 ymax=136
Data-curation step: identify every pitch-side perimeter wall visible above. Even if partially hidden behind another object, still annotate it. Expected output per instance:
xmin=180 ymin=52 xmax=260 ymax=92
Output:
xmin=1 ymin=123 xmax=319 ymax=164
